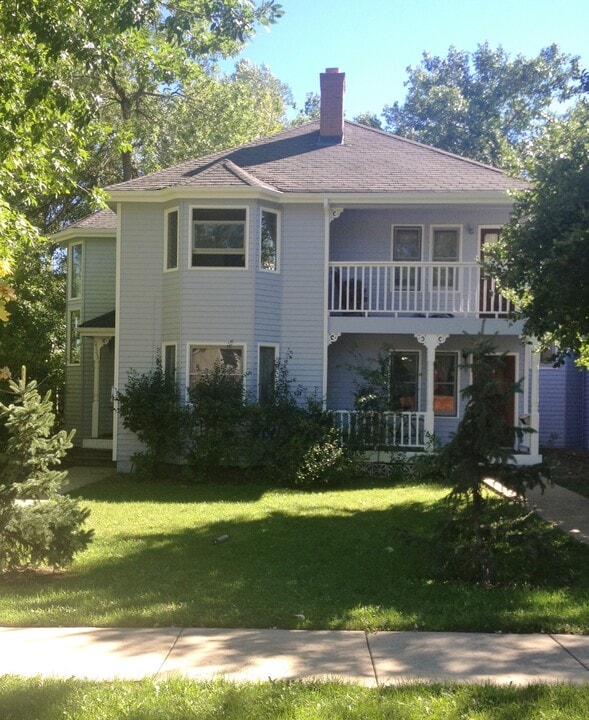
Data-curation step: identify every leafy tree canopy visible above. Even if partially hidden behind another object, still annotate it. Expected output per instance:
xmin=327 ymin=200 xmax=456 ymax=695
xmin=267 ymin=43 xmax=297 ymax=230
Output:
xmin=383 ymin=43 xmax=584 ymax=168
xmin=485 ymin=101 xmax=589 ymax=367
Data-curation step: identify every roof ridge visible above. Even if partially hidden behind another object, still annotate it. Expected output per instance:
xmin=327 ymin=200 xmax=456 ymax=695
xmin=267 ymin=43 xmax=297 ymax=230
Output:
xmin=221 ymin=159 xmax=279 ymax=192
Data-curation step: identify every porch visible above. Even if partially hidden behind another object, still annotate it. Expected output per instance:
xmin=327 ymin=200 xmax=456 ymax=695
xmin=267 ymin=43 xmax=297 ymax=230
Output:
xmin=329 ymin=262 xmax=511 ymax=318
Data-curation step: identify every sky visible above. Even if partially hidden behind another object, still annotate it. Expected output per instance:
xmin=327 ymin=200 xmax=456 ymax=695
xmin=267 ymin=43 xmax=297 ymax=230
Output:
xmin=226 ymin=0 xmax=589 ymax=120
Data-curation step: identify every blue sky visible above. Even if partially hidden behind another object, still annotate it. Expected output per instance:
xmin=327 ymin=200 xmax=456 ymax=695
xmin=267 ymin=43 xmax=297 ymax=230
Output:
xmin=228 ymin=0 xmax=589 ymax=119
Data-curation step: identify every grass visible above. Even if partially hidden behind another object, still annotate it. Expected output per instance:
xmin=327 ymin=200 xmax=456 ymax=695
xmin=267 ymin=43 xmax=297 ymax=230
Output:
xmin=1 ymin=676 xmax=589 ymax=719
xmin=1 ymin=475 xmax=589 ymax=633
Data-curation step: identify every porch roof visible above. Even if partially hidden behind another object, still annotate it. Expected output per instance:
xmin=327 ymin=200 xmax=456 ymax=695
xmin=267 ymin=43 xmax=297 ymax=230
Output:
xmin=79 ymin=310 xmax=116 ymax=331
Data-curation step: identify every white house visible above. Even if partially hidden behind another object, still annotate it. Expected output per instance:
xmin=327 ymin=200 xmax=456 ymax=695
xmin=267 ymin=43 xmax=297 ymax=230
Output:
xmin=56 ymin=68 xmax=542 ymax=472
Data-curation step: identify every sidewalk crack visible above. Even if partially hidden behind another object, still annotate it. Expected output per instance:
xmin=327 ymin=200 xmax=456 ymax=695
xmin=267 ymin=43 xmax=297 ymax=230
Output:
xmin=550 ymin=634 xmax=589 ymax=673
xmin=364 ymin=631 xmax=379 ymax=686
xmin=153 ymin=627 xmax=184 ymax=679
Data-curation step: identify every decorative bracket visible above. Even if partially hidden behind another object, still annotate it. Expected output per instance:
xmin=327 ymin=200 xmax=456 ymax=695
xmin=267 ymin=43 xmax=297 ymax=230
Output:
xmin=93 ymin=336 xmax=111 ymax=362
xmin=414 ymin=333 xmax=449 ymax=352
xmin=329 ymin=333 xmax=341 ymax=345
xmin=329 ymin=207 xmax=344 ymax=223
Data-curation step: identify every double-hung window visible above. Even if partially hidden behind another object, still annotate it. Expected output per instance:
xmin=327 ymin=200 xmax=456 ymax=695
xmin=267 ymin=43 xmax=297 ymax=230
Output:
xmin=163 ymin=343 xmax=177 ymax=380
xmin=189 ymin=345 xmax=244 ymax=388
xmin=392 ymin=226 xmax=422 ymax=290
xmin=432 ymin=227 xmax=460 ymax=290
xmin=191 ymin=208 xmax=246 ymax=267
xmin=258 ymin=345 xmax=277 ymax=404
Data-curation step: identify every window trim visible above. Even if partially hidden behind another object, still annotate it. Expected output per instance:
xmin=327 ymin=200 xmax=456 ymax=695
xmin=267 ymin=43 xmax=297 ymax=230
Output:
xmin=434 ymin=351 xmax=459 ymax=417
xmin=189 ymin=205 xmax=248 ymax=270
xmin=68 ymin=242 xmax=83 ymax=300
xmin=259 ymin=207 xmax=280 ymax=273
xmin=186 ymin=342 xmax=247 ymax=389
xmin=258 ymin=343 xmax=279 ymax=403
xmin=67 ymin=308 xmax=82 ymax=366
xmin=164 ymin=207 xmax=180 ymax=272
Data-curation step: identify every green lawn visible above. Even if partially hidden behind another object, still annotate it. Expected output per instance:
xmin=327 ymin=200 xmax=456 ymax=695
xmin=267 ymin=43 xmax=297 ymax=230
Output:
xmin=1 ymin=476 xmax=588 ymax=633
xmin=1 ymin=676 xmax=589 ymax=720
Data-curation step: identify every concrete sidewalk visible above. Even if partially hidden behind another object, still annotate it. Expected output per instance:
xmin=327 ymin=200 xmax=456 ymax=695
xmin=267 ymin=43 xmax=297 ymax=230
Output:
xmin=1 ymin=627 xmax=588 ymax=685
xmin=526 ymin=483 xmax=589 ymax=545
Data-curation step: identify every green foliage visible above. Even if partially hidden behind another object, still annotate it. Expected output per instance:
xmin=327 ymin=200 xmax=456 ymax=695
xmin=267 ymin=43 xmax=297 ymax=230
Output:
xmin=0 ymin=367 xmax=92 ymax=572
xmin=486 ymin=101 xmax=589 ymax=367
xmin=117 ymin=358 xmax=187 ymax=476
xmin=435 ymin=334 xmax=547 ymax=585
xmin=384 ymin=43 xmax=583 ymax=168
xmin=186 ymin=361 xmax=249 ymax=470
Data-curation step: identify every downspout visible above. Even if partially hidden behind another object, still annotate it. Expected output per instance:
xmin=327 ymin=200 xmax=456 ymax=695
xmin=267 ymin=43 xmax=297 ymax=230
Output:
xmin=112 ymin=203 xmax=122 ymax=464
xmin=322 ymin=197 xmax=330 ymax=406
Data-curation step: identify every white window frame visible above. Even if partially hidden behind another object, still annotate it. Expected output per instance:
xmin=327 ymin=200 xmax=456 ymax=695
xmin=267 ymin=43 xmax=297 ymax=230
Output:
xmin=258 ymin=343 xmax=279 ymax=403
xmin=434 ymin=351 xmax=459 ymax=417
xmin=67 ymin=308 xmax=82 ymax=366
xmin=259 ymin=208 xmax=280 ymax=273
xmin=68 ymin=242 xmax=83 ymax=299
xmin=186 ymin=342 xmax=247 ymax=389
xmin=164 ymin=207 xmax=179 ymax=272
xmin=189 ymin=206 xmax=248 ymax=270
xmin=162 ymin=342 xmax=178 ymax=380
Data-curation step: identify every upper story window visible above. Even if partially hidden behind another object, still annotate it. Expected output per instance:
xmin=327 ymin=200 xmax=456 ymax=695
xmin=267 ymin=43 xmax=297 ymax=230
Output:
xmin=191 ymin=208 xmax=246 ymax=268
xmin=260 ymin=209 xmax=279 ymax=271
xmin=432 ymin=228 xmax=460 ymax=262
xmin=163 ymin=343 xmax=177 ymax=380
xmin=165 ymin=209 xmax=179 ymax=270
xmin=69 ymin=243 xmax=83 ymax=299
xmin=189 ymin=344 xmax=244 ymax=388
xmin=68 ymin=309 xmax=81 ymax=365
xmin=392 ymin=226 xmax=422 ymax=261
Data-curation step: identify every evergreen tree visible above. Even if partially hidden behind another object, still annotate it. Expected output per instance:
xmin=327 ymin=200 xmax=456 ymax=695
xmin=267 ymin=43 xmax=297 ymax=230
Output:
xmin=0 ymin=367 xmax=93 ymax=571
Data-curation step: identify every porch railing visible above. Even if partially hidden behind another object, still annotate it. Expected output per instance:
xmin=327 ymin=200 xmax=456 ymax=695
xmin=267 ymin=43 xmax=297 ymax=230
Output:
xmin=329 ymin=262 xmax=512 ymax=318
xmin=332 ymin=410 xmax=426 ymax=449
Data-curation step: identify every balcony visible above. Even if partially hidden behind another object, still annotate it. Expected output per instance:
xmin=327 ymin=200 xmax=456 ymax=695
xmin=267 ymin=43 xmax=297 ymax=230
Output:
xmin=329 ymin=262 xmax=512 ymax=318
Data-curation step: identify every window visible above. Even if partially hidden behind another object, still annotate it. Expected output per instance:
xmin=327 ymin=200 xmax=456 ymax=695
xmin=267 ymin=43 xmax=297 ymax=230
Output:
xmin=191 ymin=208 xmax=246 ymax=267
xmin=258 ymin=345 xmax=277 ymax=403
xmin=432 ymin=227 xmax=460 ymax=289
xmin=393 ymin=226 xmax=422 ymax=261
xmin=260 ymin=209 xmax=279 ymax=271
xmin=434 ymin=353 xmax=458 ymax=416
xmin=69 ymin=243 xmax=83 ymax=299
xmin=68 ymin=309 xmax=81 ymax=364
xmin=163 ymin=343 xmax=177 ymax=380
xmin=393 ymin=227 xmax=422 ymax=290
xmin=165 ymin=209 xmax=179 ymax=270
xmin=189 ymin=345 xmax=243 ymax=387
xmin=390 ymin=351 xmax=419 ymax=411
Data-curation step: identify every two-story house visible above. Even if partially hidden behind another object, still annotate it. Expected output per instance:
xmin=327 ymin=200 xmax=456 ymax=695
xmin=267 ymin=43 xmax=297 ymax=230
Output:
xmin=57 ymin=68 xmax=542 ymax=472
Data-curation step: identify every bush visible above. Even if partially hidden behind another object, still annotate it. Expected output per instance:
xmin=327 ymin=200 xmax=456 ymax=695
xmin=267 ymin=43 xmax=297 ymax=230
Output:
xmin=0 ymin=367 xmax=93 ymax=572
xmin=117 ymin=357 xmax=187 ymax=476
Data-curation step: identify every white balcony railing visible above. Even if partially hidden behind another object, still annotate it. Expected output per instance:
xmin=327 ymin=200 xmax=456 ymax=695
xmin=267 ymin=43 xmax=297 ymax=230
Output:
xmin=329 ymin=262 xmax=512 ymax=318
xmin=332 ymin=410 xmax=426 ymax=449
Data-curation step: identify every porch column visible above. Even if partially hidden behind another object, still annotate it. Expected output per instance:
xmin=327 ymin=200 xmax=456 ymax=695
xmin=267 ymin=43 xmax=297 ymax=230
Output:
xmin=529 ymin=341 xmax=541 ymax=459
xmin=92 ymin=337 xmax=111 ymax=439
xmin=415 ymin=333 xmax=449 ymax=443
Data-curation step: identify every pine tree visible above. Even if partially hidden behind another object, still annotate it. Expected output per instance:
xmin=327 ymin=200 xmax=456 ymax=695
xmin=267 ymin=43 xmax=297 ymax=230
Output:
xmin=0 ymin=367 xmax=93 ymax=571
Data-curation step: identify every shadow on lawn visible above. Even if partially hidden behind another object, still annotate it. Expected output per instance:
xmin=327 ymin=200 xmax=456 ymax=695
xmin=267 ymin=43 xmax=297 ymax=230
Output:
xmin=4 ymin=491 xmax=589 ymax=633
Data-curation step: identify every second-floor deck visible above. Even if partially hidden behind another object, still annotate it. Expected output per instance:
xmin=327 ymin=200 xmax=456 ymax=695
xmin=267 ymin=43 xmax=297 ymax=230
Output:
xmin=329 ymin=262 xmax=512 ymax=319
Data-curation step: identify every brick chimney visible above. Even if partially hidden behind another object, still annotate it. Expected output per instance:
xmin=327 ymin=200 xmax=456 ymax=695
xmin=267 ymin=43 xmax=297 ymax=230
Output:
xmin=319 ymin=67 xmax=345 ymax=144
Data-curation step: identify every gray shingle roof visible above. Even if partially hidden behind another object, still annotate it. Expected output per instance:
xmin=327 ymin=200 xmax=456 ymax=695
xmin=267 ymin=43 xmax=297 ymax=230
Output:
xmin=64 ymin=208 xmax=117 ymax=230
xmin=106 ymin=121 xmax=527 ymax=196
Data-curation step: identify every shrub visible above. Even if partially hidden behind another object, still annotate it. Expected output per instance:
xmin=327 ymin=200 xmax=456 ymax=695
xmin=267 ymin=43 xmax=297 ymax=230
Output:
xmin=117 ymin=357 xmax=186 ymax=476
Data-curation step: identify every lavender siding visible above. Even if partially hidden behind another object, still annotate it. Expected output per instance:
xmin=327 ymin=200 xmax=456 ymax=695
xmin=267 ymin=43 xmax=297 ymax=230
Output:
xmin=539 ymin=360 xmax=588 ymax=449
